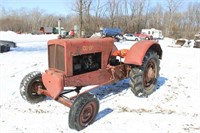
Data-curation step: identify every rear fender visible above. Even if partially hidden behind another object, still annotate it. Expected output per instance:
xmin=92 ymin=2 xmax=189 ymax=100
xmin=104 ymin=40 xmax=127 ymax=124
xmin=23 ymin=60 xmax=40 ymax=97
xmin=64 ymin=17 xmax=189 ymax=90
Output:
xmin=124 ymin=40 xmax=162 ymax=66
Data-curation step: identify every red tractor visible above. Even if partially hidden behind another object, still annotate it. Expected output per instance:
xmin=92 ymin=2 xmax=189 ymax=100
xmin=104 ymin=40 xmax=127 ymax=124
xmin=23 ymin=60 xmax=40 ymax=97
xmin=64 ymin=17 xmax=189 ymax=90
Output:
xmin=20 ymin=37 xmax=162 ymax=131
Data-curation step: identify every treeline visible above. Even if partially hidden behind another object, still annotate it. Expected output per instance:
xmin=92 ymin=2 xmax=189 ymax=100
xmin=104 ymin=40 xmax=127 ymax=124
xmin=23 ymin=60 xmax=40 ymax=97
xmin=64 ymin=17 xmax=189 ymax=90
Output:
xmin=0 ymin=0 xmax=199 ymax=39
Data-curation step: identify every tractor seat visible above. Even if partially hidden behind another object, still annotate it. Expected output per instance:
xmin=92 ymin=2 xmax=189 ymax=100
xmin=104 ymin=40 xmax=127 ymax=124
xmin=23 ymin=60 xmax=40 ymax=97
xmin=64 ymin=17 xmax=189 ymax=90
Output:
xmin=112 ymin=49 xmax=129 ymax=58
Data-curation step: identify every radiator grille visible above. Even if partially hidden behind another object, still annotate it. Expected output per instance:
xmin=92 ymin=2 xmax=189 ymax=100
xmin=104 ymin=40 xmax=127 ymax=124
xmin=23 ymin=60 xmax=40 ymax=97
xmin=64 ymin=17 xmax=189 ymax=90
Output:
xmin=48 ymin=44 xmax=65 ymax=71
xmin=56 ymin=45 xmax=65 ymax=71
xmin=49 ymin=44 xmax=55 ymax=68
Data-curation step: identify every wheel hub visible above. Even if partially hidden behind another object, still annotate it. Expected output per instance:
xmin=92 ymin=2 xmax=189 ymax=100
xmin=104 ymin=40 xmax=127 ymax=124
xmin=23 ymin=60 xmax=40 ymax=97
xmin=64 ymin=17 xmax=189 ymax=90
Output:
xmin=29 ymin=81 xmax=43 ymax=97
xmin=144 ymin=59 xmax=156 ymax=88
xmin=147 ymin=67 xmax=155 ymax=82
xmin=80 ymin=102 xmax=96 ymax=126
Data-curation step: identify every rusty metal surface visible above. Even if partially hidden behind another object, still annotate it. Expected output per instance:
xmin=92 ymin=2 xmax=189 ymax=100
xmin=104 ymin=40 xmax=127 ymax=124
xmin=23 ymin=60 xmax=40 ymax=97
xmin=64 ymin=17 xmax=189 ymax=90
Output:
xmin=143 ymin=59 xmax=157 ymax=88
xmin=47 ymin=37 xmax=124 ymax=88
xmin=44 ymin=38 xmax=162 ymax=101
xmin=56 ymin=97 xmax=72 ymax=108
xmin=79 ymin=101 xmax=97 ymax=126
xmin=175 ymin=40 xmax=186 ymax=46
xmin=194 ymin=34 xmax=200 ymax=48
xmin=64 ymin=64 xmax=127 ymax=87
xmin=48 ymin=38 xmax=114 ymax=76
xmin=44 ymin=38 xmax=121 ymax=99
xmin=37 ymin=85 xmax=72 ymax=108
xmin=124 ymin=40 xmax=162 ymax=65
xmin=42 ymin=70 xmax=64 ymax=99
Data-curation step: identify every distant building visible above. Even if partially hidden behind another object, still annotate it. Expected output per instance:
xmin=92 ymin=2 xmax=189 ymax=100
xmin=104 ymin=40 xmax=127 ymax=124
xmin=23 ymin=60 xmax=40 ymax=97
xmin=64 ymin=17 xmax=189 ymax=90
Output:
xmin=40 ymin=27 xmax=53 ymax=34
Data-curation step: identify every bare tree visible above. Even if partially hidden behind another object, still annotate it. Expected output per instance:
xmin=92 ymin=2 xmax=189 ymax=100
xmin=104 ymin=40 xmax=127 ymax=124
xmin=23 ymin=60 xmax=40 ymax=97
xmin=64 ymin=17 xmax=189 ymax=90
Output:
xmin=94 ymin=0 xmax=103 ymax=30
xmin=82 ymin=0 xmax=93 ymax=33
xmin=73 ymin=0 xmax=84 ymax=37
xmin=129 ymin=0 xmax=147 ymax=32
xmin=0 ymin=1 xmax=199 ymax=39
xmin=105 ymin=0 xmax=120 ymax=28
xmin=165 ymin=0 xmax=182 ymax=36
xmin=73 ymin=0 xmax=94 ymax=37
xmin=92 ymin=0 xmax=108 ymax=31
xmin=79 ymin=0 xmax=83 ymax=37
xmin=146 ymin=3 xmax=163 ymax=30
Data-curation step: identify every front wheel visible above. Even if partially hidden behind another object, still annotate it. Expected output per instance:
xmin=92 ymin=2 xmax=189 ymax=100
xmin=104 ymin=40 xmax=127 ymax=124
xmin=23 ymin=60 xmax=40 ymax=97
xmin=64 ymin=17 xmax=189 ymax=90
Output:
xmin=129 ymin=50 xmax=160 ymax=97
xmin=68 ymin=92 xmax=99 ymax=131
xmin=19 ymin=71 xmax=46 ymax=103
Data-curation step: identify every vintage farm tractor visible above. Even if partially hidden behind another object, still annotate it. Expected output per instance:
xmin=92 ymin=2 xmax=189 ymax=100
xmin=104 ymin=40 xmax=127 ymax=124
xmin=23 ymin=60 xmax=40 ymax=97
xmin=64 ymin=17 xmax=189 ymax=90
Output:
xmin=19 ymin=37 xmax=162 ymax=131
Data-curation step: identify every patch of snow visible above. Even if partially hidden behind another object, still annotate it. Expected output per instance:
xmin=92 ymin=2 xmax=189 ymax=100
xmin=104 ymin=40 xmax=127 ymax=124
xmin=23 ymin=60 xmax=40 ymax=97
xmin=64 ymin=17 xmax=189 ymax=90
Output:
xmin=0 ymin=32 xmax=200 ymax=133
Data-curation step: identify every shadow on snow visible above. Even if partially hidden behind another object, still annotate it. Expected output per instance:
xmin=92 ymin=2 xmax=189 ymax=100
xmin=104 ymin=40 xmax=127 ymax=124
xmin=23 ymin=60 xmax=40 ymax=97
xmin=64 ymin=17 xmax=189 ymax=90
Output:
xmin=96 ymin=108 xmax=113 ymax=121
xmin=156 ymin=76 xmax=168 ymax=90
xmin=12 ymin=46 xmax=47 ymax=52
xmin=93 ymin=76 xmax=167 ymax=121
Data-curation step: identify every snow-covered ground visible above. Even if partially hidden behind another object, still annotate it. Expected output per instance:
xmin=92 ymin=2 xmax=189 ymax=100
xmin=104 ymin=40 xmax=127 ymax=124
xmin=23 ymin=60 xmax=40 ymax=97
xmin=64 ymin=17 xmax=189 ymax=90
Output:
xmin=0 ymin=31 xmax=200 ymax=133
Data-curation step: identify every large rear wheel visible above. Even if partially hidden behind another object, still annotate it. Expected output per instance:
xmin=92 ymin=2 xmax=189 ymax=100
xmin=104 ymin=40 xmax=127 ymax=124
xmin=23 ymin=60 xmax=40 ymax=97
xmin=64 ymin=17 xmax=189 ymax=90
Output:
xmin=19 ymin=71 xmax=46 ymax=103
xmin=68 ymin=92 xmax=99 ymax=131
xmin=129 ymin=50 xmax=160 ymax=97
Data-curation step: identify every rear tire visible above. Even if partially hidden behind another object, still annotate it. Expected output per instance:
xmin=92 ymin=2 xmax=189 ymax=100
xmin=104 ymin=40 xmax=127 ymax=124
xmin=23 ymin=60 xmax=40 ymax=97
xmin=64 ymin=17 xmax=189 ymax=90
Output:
xmin=20 ymin=71 xmax=46 ymax=103
xmin=129 ymin=50 xmax=160 ymax=97
xmin=68 ymin=92 xmax=99 ymax=131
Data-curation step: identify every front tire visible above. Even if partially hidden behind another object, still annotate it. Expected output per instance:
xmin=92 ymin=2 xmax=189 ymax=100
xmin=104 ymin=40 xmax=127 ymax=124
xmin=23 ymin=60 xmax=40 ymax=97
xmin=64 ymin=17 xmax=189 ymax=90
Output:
xmin=68 ymin=92 xmax=99 ymax=131
xmin=19 ymin=71 xmax=46 ymax=103
xmin=129 ymin=50 xmax=160 ymax=97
